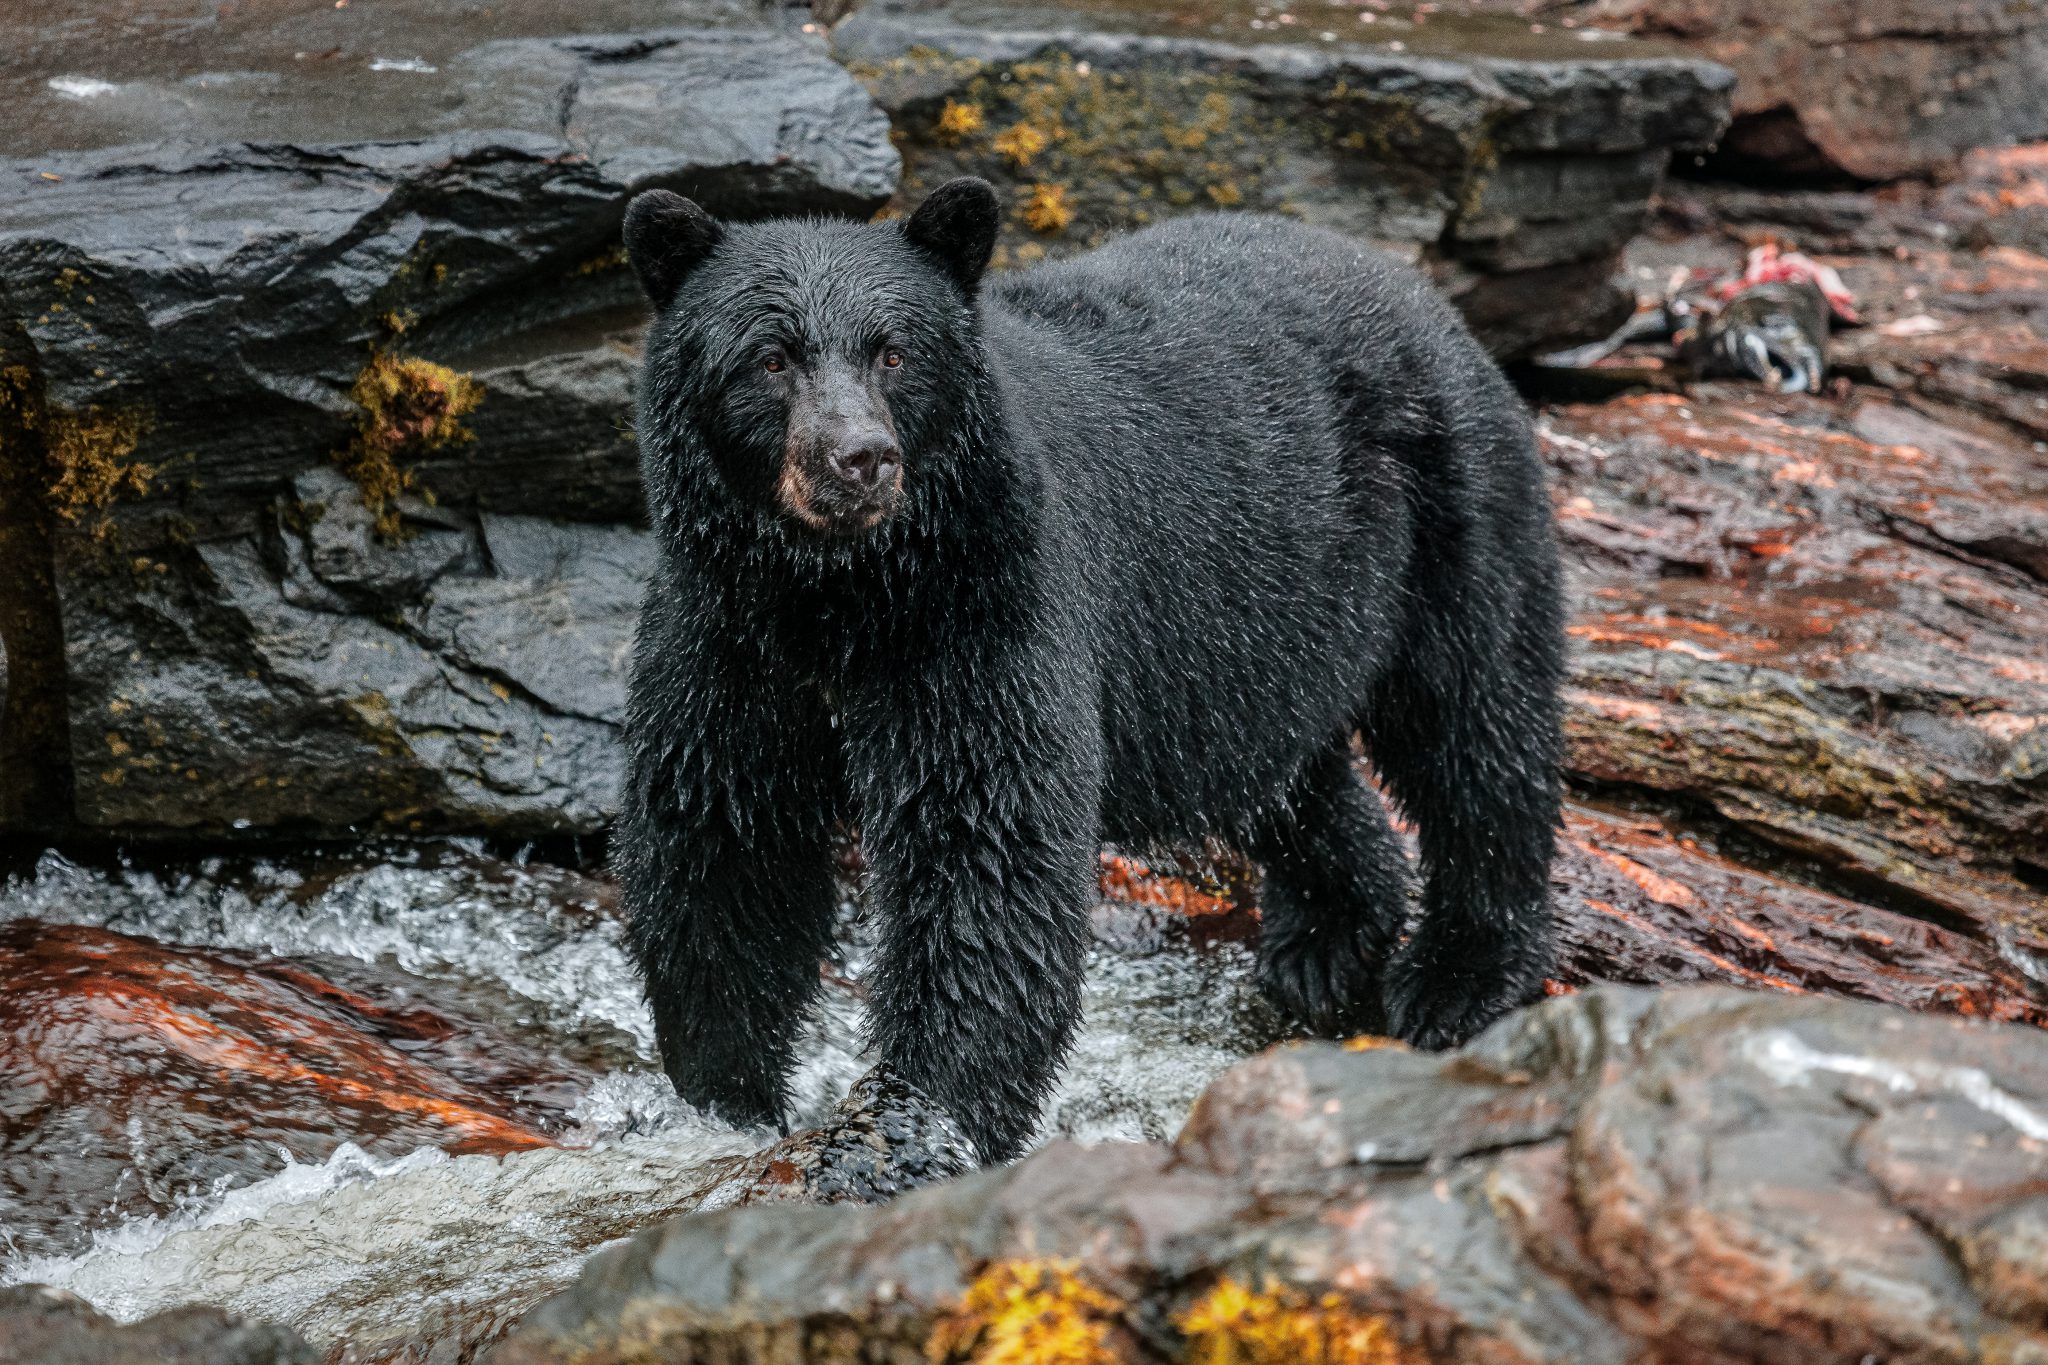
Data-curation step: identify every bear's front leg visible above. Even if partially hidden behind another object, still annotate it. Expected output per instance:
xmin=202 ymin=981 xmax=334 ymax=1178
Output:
xmin=615 ymin=584 xmax=843 ymax=1134
xmin=847 ymin=647 xmax=1102 ymax=1163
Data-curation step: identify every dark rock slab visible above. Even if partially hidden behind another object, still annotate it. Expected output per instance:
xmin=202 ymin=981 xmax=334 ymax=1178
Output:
xmin=0 ymin=28 xmax=895 ymax=839
xmin=483 ymin=985 xmax=2048 ymax=1364
xmin=836 ymin=7 xmax=1731 ymax=357
xmin=0 ymin=1285 xmax=315 ymax=1365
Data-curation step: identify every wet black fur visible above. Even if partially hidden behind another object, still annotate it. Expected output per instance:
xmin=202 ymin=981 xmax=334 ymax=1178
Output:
xmin=614 ymin=182 xmax=1565 ymax=1163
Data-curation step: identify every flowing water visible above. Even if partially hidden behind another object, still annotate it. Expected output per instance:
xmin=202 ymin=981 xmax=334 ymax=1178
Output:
xmin=0 ymin=842 xmax=1272 ymax=1359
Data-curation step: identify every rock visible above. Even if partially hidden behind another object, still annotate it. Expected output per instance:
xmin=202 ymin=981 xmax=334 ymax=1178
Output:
xmin=0 ymin=26 xmax=897 ymax=839
xmin=483 ymin=985 xmax=2048 ymax=1364
xmin=1544 ymin=389 xmax=2048 ymax=961
xmin=1554 ymin=805 xmax=2048 ymax=1025
xmin=1561 ymin=0 xmax=2048 ymax=182
xmin=696 ymin=1068 xmax=982 ymax=1209
xmin=0 ymin=918 xmax=599 ymax=1260
xmin=0 ymin=1284 xmax=315 ymax=1365
xmin=838 ymin=8 xmax=1733 ymax=358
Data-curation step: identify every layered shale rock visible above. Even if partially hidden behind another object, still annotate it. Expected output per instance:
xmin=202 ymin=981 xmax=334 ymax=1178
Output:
xmin=837 ymin=6 xmax=1733 ymax=357
xmin=0 ymin=26 xmax=896 ymax=838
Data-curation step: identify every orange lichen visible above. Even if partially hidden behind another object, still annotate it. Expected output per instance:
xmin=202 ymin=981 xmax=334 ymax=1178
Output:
xmin=994 ymin=121 xmax=1050 ymax=168
xmin=1177 ymin=1278 xmax=1424 ymax=1365
xmin=926 ymin=1259 xmax=1124 ymax=1365
xmin=1022 ymin=183 xmax=1074 ymax=234
xmin=1340 ymin=1035 xmax=1408 ymax=1053
xmin=937 ymin=100 xmax=988 ymax=143
xmin=338 ymin=352 xmax=482 ymax=538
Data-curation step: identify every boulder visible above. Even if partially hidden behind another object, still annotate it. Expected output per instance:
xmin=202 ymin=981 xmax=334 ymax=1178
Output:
xmin=0 ymin=28 xmax=897 ymax=838
xmin=483 ymin=984 xmax=2048 ymax=1364
xmin=837 ymin=6 xmax=1734 ymax=357
xmin=0 ymin=1285 xmax=315 ymax=1365
xmin=1567 ymin=0 xmax=2048 ymax=181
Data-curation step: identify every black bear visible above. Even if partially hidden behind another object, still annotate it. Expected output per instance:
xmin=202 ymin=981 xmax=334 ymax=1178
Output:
xmin=614 ymin=178 xmax=1563 ymax=1164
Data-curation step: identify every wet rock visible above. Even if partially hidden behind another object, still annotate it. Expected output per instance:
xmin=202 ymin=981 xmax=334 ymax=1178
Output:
xmin=838 ymin=13 xmax=1732 ymax=359
xmin=1554 ymin=805 xmax=2048 ymax=1025
xmin=0 ymin=1284 xmax=315 ymax=1365
xmin=1560 ymin=0 xmax=2048 ymax=181
xmin=484 ymin=985 xmax=2048 ymax=1365
xmin=1544 ymin=389 xmax=2048 ymax=960
xmin=697 ymin=1068 xmax=981 ymax=1208
xmin=0 ymin=918 xmax=599 ymax=1259
xmin=0 ymin=27 xmax=895 ymax=840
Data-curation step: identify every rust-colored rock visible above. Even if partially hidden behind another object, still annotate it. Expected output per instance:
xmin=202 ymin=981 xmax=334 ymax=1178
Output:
xmin=1554 ymin=805 xmax=2048 ymax=1025
xmin=1544 ymin=389 xmax=2048 ymax=956
xmin=483 ymin=986 xmax=2048 ymax=1365
xmin=0 ymin=920 xmax=595 ymax=1258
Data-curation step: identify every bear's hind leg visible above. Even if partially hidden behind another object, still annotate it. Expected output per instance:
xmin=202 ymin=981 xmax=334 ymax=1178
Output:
xmin=1250 ymin=743 xmax=1411 ymax=1038
xmin=1362 ymin=598 xmax=1562 ymax=1050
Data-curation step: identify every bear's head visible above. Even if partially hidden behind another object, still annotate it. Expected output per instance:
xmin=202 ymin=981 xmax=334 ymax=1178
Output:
xmin=624 ymin=178 xmax=1001 ymax=540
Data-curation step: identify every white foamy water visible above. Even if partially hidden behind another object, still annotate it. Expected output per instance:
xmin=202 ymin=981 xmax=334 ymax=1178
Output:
xmin=1 ymin=846 xmax=1266 ymax=1354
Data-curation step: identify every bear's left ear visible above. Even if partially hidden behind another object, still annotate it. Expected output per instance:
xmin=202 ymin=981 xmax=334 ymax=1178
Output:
xmin=623 ymin=189 xmax=724 ymax=310
xmin=902 ymin=177 xmax=1001 ymax=294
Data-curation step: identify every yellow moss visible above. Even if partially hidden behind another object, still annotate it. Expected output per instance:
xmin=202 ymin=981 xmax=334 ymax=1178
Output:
xmin=1205 ymin=181 xmax=1243 ymax=207
xmin=993 ymin=121 xmax=1050 ymax=168
xmin=925 ymin=1259 xmax=1125 ymax=1365
xmin=1022 ymin=183 xmax=1074 ymax=234
xmin=1177 ymin=1279 xmax=1423 ymax=1365
xmin=1341 ymin=1035 xmax=1408 ymax=1052
xmin=44 ymin=406 xmax=154 ymax=533
xmin=937 ymin=100 xmax=988 ymax=143
xmin=338 ymin=352 xmax=482 ymax=539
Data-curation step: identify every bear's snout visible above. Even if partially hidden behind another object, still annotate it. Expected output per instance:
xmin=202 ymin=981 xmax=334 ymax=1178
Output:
xmin=829 ymin=435 xmax=901 ymax=491
xmin=779 ymin=362 xmax=904 ymax=534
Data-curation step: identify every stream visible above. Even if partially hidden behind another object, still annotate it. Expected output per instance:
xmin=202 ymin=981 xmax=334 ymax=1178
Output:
xmin=0 ymin=843 xmax=1273 ymax=1358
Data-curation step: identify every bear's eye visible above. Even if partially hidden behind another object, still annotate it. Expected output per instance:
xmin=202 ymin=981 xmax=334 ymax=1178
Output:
xmin=763 ymin=355 xmax=785 ymax=374
xmin=882 ymin=349 xmax=904 ymax=369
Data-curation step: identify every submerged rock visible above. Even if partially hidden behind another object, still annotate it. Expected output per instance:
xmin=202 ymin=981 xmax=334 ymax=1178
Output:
xmin=484 ymin=985 xmax=2048 ymax=1364
xmin=699 ymin=1068 xmax=982 ymax=1208
xmin=0 ymin=918 xmax=600 ymax=1260
xmin=0 ymin=1284 xmax=315 ymax=1365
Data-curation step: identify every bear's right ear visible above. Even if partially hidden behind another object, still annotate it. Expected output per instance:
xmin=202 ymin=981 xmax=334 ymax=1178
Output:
xmin=623 ymin=190 xmax=724 ymax=310
xmin=902 ymin=177 xmax=1001 ymax=294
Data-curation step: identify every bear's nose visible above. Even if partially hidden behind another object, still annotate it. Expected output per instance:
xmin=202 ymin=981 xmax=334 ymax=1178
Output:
xmin=830 ymin=438 xmax=900 ymax=489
